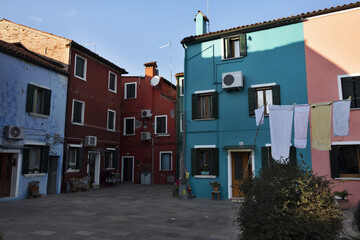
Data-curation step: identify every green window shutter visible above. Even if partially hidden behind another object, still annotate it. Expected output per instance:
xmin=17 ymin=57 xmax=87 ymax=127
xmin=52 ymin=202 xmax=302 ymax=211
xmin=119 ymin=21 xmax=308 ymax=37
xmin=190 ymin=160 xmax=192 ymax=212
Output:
xmin=26 ymin=84 xmax=35 ymax=113
xmin=192 ymin=94 xmax=198 ymax=120
xmin=354 ymin=77 xmax=360 ymax=108
xmin=41 ymin=146 xmax=50 ymax=173
xmin=43 ymin=89 xmax=51 ymax=116
xmin=261 ymin=147 xmax=269 ymax=169
xmin=224 ymin=38 xmax=230 ymax=58
xmin=212 ymin=148 xmax=219 ymax=176
xmin=22 ymin=148 xmax=30 ymax=174
xmin=191 ymin=148 xmax=198 ymax=176
xmin=272 ymin=85 xmax=281 ymax=105
xmin=329 ymin=145 xmax=339 ymax=178
xmin=113 ymin=150 xmax=119 ymax=169
xmin=77 ymin=148 xmax=84 ymax=171
xmin=289 ymin=146 xmax=297 ymax=166
xmin=248 ymin=88 xmax=256 ymax=116
xmin=211 ymin=91 xmax=218 ymax=119
xmin=240 ymin=34 xmax=247 ymax=57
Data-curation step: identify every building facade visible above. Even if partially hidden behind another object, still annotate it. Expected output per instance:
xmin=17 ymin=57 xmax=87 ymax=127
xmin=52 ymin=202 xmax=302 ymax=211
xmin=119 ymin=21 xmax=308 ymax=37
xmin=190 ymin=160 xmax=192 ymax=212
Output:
xmin=175 ymin=73 xmax=184 ymax=179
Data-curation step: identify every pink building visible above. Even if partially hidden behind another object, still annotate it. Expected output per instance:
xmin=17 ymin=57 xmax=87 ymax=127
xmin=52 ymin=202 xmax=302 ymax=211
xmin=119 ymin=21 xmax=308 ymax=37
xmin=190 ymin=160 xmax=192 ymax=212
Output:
xmin=304 ymin=5 xmax=360 ymax=207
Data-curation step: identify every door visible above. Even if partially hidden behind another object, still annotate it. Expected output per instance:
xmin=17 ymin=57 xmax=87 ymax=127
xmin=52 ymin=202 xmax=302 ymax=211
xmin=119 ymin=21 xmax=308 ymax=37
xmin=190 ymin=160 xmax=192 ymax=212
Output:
xmin=88 ymin=152 xmax=100 ymax=188
xmin=231 ymin=152 xmax=251 ymax=198
xmin=123 ymin=157 xmax=133 ymax=182
xmin=0 ymin=154 xmax=13 ymax=198
xmin=47 ymin=156 xmax=58 ymax=194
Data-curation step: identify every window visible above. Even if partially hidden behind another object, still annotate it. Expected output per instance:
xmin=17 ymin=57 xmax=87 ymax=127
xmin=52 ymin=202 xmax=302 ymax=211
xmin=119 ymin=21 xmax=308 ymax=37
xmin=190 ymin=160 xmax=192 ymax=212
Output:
xmin=74 ymin=54 xmax=87 ymax=80
xmin=180 ymin=77 xmax=184 ymax=96
xmin=339 ymin=75 xmax=360 ymax=109
xmin=124 ymin=117 xmax=135 ymax=135
xmin=22 ymin=146 xmax=49 ymax=174
xmin=223 ymin=33 xmax=247 ymax=60
xmin=261 ymin=146 xmax=297 ymax=169
xmin=105 ymin=150 xmax=119 ymax=169
xmin=26 ymin=84 xmax=51 ymax=116
xmin=330 ymin=145 xmax=360 ymax=178
xmin=155 ymin=115 xmax=167 ymax=134
xmin=180 ymin=113 xmax=184 ymax=132
xmin=72 ymin=100 xmax=85 ymax=125
xmin=192 ymin=91 xmax=218 ymax=120
xmin=160 ymin=152 xmax=172 ymax=171
xmin=191 ymin=148 xmax=219 ymax=176
xmin=66 ymin=146 xmax=84 ymax=171
xmin=248 ymin=84 xmax=280 ymax=116
xmin=107 ymin=109 xmax=116 ymax=131
xmin=125 ymin=82 xmax=137 ymax=99
xmin=108 ymin=71 xmax=117 ymax=93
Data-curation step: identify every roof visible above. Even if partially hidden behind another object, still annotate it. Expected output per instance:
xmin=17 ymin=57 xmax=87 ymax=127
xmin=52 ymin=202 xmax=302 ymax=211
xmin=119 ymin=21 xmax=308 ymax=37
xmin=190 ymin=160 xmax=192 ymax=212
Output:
xmin=194 ymin=10 xmax=209 ymax=22
xmin=0 ymin=40 xmax=68 ymax=75
xmin=144 ymin=61 xmax=158 ymax=68
xmin=182 ymin=1 xmax=360 ymax=44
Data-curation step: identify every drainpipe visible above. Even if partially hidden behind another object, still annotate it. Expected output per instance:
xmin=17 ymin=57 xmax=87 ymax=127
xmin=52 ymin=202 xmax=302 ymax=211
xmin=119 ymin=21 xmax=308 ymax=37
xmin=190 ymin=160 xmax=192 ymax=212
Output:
xmin=181 ymin=44 xmax=188 ymax=179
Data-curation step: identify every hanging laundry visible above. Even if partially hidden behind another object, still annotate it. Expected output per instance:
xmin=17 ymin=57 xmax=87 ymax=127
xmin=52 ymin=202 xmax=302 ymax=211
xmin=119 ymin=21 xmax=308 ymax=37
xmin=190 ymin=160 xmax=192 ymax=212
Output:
xmin=269 ymin=105 xmax=294 ymax=164
xmin=333 ymin=100 xmax=351 ymax=136
xmin=311 ymin=102 xmax=332 ymax=151
xmin=294 ymin=105 xmax=310 ymax=149
xmin=255 ymin=105 xmax=265 ymax=126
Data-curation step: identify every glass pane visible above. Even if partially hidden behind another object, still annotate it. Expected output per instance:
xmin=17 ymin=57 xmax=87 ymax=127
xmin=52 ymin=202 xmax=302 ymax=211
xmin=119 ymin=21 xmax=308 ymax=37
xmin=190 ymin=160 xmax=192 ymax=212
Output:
xmin=75 ymin=56 xmax=85 ymax=78
xmin=126 ymin=84 xmax=135 ymax=99
xmin=161 ymin=153 xmax=171 ymax=170
xmin=199 ymin=150 xmax=212 ymax=172
xmin=339 ymin=146 xmax=359 ymax=174
xmin=265 ymin=89 xmax=273 ymax=113
xmin=109 ymin=74 xmax=115 ymax=90
xmin=73 ymin=101 xmax=83 ymax=123
xmin=156 ymin=117 xmax=166 ymax=134
xmin=29 ymin=147 xmax=41 ymax=171
xmin=198 ymin=95 xmax=212 ymax=119
xmin=126 ymin=119 xmax=134 ymax=134
xmin=234 ymin=154 xmax=243 ymax=180
xmin=108 ymin=111 xmax=114 ymax=130
xmin=233 ymin=40 xmax=240 ymax=58
xmin=257 ymin=90 xmax=264 ymax=108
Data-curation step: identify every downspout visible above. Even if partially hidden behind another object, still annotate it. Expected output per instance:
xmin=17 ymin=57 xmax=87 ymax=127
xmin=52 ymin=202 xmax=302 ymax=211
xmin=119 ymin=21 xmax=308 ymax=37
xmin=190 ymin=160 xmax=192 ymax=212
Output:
xmin=181 ymin=43 xmax=187 ymax=179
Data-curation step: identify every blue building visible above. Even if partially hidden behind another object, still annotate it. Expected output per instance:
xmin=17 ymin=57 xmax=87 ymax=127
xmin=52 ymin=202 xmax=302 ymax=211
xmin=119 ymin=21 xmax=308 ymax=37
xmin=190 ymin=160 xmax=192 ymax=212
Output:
xmin=0 ymin=40 xmax=68 ymax=200
xmin=181 ymin=12 xmax=311 ymax=199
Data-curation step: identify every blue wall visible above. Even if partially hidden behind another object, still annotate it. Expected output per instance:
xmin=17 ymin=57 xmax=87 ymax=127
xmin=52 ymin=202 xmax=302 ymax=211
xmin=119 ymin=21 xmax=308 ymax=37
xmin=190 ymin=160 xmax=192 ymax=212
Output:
xmin=0 ymin=51 xmax=68 ymax=200
xmin=184 ymin=23 xmax=311 ymax=199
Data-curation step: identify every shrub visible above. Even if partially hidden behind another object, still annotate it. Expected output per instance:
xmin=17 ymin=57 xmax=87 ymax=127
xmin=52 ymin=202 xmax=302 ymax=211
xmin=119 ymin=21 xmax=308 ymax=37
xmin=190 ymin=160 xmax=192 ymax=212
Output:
xmin=236 ymin=162 xmax=343 ymax=240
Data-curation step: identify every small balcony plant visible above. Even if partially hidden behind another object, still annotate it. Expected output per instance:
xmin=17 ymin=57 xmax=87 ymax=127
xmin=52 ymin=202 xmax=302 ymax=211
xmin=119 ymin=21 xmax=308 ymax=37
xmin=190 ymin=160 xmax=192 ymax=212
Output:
xmin=201 ymin=163 xmax=210 ymax=175
xmin=209 ymin=180 xmax=221 ymax=191
xmin=334 ymin=190 xmax=351 ymax=210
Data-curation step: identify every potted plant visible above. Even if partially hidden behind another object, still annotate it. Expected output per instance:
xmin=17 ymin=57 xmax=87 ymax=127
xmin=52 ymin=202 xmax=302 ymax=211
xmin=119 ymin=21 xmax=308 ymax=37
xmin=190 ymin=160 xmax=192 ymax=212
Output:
xmin=201 ymin=164 xmax=210 ymax=175
xmin=334 ymin=190 xmax=351 ymax=210
xmin=210 ymin=180 xmax=221 ymax=191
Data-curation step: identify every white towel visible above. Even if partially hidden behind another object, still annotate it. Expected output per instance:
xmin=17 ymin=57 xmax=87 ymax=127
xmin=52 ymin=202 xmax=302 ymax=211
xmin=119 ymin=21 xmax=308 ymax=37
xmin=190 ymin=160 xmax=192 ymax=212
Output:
xmin=269 ymin=105 xmax=294 ymax=164
xmin=294 ymin=105 xmax=310 ymax=148
xmin=333 ymin=100 xmax=351 ymax=136
xmin=255 ymin=106 xmax=265 ymax=126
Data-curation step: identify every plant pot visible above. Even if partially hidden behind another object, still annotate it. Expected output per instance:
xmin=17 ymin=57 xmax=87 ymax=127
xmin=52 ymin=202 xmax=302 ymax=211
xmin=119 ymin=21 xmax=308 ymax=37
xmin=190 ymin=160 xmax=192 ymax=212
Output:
xmin=212 ymin=185 xmax=219 ymax=191
xmin=337 ymin=199 xmax=350 ymax=210
xmin=201 ymin=171 xmax=210 ymax=175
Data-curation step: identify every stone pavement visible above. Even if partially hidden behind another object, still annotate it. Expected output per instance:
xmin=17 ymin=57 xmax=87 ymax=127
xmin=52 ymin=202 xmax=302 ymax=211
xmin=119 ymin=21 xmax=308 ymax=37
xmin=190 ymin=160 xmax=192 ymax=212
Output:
xmin=0 ymin=184 xmax=239 ymax=240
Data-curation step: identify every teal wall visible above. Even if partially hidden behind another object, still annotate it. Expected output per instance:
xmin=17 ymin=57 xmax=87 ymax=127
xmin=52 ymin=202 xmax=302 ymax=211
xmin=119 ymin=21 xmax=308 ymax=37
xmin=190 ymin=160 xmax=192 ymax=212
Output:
xmin=183 ymin=22 xmax=311 ymax=199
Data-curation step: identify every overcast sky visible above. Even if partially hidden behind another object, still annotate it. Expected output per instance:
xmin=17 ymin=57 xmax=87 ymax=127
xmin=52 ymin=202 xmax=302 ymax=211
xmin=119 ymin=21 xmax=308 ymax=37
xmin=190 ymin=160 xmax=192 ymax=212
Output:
xmin=0 ymin=0 xmax=355 ymax=83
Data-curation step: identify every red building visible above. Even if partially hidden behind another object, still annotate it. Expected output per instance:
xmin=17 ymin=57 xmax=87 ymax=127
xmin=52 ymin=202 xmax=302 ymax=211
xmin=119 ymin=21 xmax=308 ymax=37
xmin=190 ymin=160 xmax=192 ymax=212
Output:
xmin=120 ymin=61 xmax=176 ymax=184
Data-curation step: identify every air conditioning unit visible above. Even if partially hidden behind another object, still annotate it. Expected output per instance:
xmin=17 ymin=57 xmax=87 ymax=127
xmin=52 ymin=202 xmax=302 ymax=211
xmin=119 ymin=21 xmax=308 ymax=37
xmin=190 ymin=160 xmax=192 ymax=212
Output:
xmin=4 ymin=125 xmax=24 ymax=140
xmin=84 ymin=136 xmax=97 ymax=147
xmin=141 ymin=109 xmax=152 ymax=118
xmin=222 ymin=71 xmax=244 ymax=90
xmin=141 ymin=132 xmax=151 ymax=140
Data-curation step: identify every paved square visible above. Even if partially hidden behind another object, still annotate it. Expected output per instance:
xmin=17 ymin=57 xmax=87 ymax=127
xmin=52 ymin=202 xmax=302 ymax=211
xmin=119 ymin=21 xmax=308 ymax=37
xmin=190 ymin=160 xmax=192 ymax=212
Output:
xmin=0 ymin=184 xmax=239 ymax=240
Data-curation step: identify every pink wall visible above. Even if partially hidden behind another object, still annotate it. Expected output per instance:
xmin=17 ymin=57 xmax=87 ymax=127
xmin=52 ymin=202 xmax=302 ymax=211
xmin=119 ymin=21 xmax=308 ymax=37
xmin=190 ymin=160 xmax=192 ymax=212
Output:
xmin=304 ymin=8 xmax=360 ymax=207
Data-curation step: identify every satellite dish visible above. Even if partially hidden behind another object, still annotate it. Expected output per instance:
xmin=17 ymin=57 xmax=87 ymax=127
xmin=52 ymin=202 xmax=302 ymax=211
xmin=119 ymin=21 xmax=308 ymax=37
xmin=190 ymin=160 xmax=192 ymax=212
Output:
xmin=150 ymin=76 xmax=160 ymax=87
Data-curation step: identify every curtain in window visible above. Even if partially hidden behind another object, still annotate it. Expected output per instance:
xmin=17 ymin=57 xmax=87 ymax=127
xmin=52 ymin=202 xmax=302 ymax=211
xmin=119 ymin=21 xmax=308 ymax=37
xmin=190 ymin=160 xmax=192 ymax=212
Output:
xmin=198 ymin=95 xmax=212 ymax=119
xmin=161 ymin=153 xmax=171 ymax=171
xmin=29 ymin=147 xmax=41 ymax=171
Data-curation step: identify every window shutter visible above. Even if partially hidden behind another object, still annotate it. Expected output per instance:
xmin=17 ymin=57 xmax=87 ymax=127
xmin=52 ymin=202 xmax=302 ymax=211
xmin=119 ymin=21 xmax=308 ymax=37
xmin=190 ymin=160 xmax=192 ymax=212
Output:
xmin=192 ymin=94 xmax=198 ymax=120
xmin=26 ymin=84 xmax=35 ymax=113
xmin=225 ymin=38 xmax=231 ymax=58
xmin=248 ymin=88 xmax=256 ymax=116
xmin=272 ymin=85 xmax=281 ymax=105
xmin=44 ymin=89 xmax=51 ymax=116
xmin=240 ymin=34 xmax=247 ymax=57
xmin=329 ymin=145 xmax=339 ymax=178
xmin=212 ymin=148 xmax=219 ymax=176
xmin=22 ymin=148 xmax=30 ymax=174
xmin=211 ymin=91 xmax=218 ymax=119
xmin=354 ymin=77 xmax=360 ymax=108
xmin=77 ymin=148 xmax=84 ymax=171
xmin=41 ymin=146 xmax=50 ymax=173
xmin=261 ymin=147 xmax=269 ymax=169
xmin=341 ymin=77 xmax=354 ymax=108
xmin=191 ymin=148 xmax=198 ymax=176
xmin=113 ymin=150 xmax=119 ymax=169
xmin=289 ymin=146 xmax=297 ymax=166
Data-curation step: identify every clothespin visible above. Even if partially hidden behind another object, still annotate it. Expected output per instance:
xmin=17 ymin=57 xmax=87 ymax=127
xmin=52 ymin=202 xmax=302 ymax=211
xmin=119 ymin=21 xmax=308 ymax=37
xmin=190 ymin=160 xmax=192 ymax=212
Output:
xmin=348 ymin=96 xmax=351 ymax=101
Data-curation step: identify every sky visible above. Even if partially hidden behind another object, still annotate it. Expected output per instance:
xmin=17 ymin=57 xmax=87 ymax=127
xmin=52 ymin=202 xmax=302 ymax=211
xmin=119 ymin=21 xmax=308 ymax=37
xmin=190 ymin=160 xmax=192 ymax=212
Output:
xmin=0 ymin=0 xmax=356 ymax=84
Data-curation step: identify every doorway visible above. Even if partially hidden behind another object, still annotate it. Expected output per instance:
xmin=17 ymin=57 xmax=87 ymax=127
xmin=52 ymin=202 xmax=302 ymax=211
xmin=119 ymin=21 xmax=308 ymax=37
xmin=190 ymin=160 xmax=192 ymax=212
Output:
xmin=0 ymin=154 xmax=13 ymax=198
xmin=47 ymin=156 xmax=58 ymax=194
xmin=231 ymin=152 xmax=251 ymax=198
xmin=88 ymin=152 xmax=100 ymax=189
xmin=122 ymin=157 xmax=134 ymax=182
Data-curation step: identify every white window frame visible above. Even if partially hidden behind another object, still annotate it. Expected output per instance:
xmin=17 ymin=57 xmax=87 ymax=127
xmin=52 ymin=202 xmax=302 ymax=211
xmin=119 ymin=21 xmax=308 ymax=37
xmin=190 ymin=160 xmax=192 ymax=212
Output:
xmin=66 ymin=144 xmax=82 ymax=173
xmin=123 ymin=117 xmax=135 ymax=136
xmin=107 ymin=109 xmax=116 ymax=131
xmin=180 ymin=77 xmax=184 ymax=96
xmin=180 ymin=112 xmax=184 ymax=132
xmin=221 ymin=36 xmax=241 ymax=60
xmin=124 ymin=82 xmax=137 ymax=99
xmin=159 ymin=151 xmax=173 ymax=171
xmin=108 ymin=71 xmax=117 ymax=93
xmin=155 ymin=115 xmax=167 ymax=135
xmin=74 ymin=54 xmax=87 ymax=81
xmin=71 ymin=99 xmax=85 ymax=126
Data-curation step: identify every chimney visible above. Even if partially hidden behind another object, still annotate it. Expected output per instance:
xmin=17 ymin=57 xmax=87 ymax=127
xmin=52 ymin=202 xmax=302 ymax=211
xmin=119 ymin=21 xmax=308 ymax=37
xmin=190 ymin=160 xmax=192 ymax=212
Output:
xmin=144 ymin=61 xmax=158 ymax=78
xmin=194 ymin=10 xmax=209 ymax=35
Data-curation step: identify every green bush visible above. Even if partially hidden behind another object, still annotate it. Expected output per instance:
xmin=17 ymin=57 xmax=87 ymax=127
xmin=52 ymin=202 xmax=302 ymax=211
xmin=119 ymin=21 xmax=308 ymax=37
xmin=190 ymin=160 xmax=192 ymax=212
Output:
xmin=236 ymin=162 xmax=343 ymax=240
